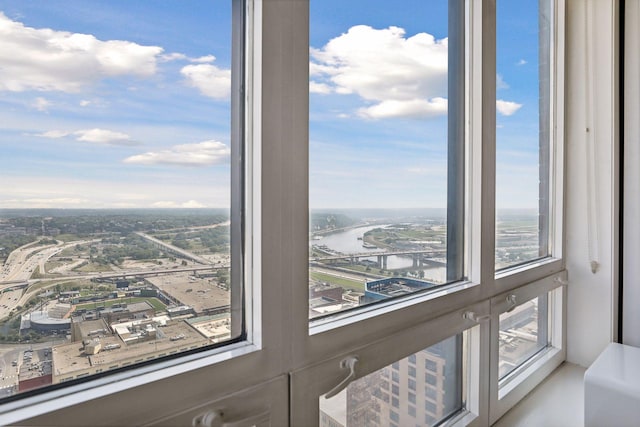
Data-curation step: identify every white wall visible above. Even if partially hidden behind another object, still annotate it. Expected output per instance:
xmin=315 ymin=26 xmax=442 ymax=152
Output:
xmin=623 ymin=0 xmax=640 ymax=346
xmin=565 ymin=0 xmax=619 ymax=367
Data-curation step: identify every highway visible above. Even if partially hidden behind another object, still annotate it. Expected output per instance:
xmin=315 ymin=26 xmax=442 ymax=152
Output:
xmin=0 ymin=235 xmax=230 ymax=321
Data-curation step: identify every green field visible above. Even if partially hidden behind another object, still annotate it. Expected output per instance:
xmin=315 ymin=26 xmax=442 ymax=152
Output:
xmin=310 ymin=271 xmax=364 ymax=291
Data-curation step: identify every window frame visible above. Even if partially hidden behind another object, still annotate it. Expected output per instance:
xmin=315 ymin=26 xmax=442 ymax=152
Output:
xmin=292 ymin=0 xmax=566 ymax=423
xmin=0 ymin=0 xmax=567 ymax=424
xmin=488 ymin=276 xmax=567 ymax=424
xmin=290 ymin=303 xmax=490 ymax=427
xmin=494 ymin=0 xmax=566 ymax=292
xmin=0 ymin=0 xmax=292 ymax=424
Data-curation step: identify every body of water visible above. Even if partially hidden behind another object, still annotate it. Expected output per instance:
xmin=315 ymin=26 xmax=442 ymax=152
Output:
xmin=311 ymin=225 xmax=446 ymax=282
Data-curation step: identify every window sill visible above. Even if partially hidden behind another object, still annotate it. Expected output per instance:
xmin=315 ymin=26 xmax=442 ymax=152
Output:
xmin=493 ymin=362 xmax=585 ymax=427
xmin=0 ymin=340 xmax=260 ymax=426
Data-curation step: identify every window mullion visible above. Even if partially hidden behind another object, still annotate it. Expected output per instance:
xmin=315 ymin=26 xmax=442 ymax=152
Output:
xmin=468 ymin=0 xmax=496 ymax=291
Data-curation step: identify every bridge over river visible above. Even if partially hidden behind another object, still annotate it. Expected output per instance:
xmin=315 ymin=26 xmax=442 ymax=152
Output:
xmin=311 ymin=249 xmax=446 ymax=269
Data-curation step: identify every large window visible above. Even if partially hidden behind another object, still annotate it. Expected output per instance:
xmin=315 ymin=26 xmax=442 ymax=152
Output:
xmin=319 ymin=335 xmax=463 ymax=427
xmin=308 ymin=0 xmax=460 ymax=318
xmin=495 ymin=0 xmax=553 ymax=270
xmin=0 ymin=1 xmax=567 ymax=425
xmin=0 ymin=0 xmax=244 ymax=398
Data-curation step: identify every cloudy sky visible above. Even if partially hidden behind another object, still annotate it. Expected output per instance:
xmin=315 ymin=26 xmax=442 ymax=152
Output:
xmin=0 ymin=0 xmax=542 ymax=210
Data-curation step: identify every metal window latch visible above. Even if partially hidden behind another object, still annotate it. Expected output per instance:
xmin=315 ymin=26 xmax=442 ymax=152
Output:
xmin=192 ymin=409 xmax=270 ymax=427
xmin=324 ymin=356 xmax=359 ymax=399
xmin=462 ymin=311 xmax=490 ymax=323
xmin=505 ymin=294 xmax=517 ymax=312
xmin=554 ymin=275 xmax=568 ymax=285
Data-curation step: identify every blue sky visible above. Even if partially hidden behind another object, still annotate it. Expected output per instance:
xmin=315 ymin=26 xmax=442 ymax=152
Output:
xmin=0 ymin=1 xmax=542 ymax=210
xmin=310 ymin=0 xmax=543 ymax=210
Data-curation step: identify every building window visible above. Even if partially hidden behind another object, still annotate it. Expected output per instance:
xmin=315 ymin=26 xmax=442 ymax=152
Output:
xmin=318 ymin=333 xmax=465 ymax=427
xmin=499 ymin=294 xmax=549 ymax=379
xmin=308 ymin=0 xmax=465 ymax=321
xmin=495 ymin=0 xmax=554 ymax=270
xmin=0 ymin=0 xmax=245 ymax=400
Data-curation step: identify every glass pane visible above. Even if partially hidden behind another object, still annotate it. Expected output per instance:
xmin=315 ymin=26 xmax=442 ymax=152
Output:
xmin=499 ymin=295 xmax=549 ymax=379
xmin=495 ymin=0 xmax=552 ymax=270
xmin=309 ymin=0 xmax=464 ymax=319
xmin=319 ymin=334 xmax=463 ymax=427
xmin=0 ymin=1 xmax=238 ymax=397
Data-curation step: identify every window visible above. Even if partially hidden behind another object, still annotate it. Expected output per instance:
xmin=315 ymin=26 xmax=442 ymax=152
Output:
xmin=495 ymin=0 xmax=553 ymax=270
xmin=499 ymin=295 xmax=549 ymax=379
xmin=308 ymin=0 xmax=464 ymax=319
xmin=1 ymin=0 xmax=567 ymax=425
xmin=0 ymin=0 xmax=243 ymax=399
xmin=489 ymin=282 xmax=566 ymax=424
xmin=317 ymin=333 xmax=466 ymax=427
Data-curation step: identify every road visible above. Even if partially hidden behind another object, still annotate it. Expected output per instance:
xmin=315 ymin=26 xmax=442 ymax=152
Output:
xmin=0 ymin=235 xmax=230 ymax=321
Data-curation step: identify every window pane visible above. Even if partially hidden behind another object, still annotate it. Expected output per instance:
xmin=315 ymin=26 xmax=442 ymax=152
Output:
xmin=309 ymin=0 xmax=464 ymax=319
xmin=499 ymin=295 xmax=549 ymax=379
xmin=319 ymin=334 xmax=463 ymax=427
xmin=495 ymin=0 xmax=552 ymax=270
xmin=0 ymin=1 xmax=239 ymax=398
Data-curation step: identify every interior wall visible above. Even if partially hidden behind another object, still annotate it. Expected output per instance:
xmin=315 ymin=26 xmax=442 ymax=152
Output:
xmin=623 ymin=0 xmax=640 ymax=346
xmin=565 ymin=0 xmax=619 ymax=367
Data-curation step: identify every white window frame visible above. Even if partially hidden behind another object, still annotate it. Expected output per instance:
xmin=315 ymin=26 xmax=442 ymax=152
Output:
xmin=291 ymin=303 xmax=490 ymax=427
xmin=291 ymin=0 xmax=567 ymax=424
xmin=494 ymin=0 xmax=566 ymax=292
xmin=488 ymin=275 xmax=567 ymax=424
xmin=0 ymin=0 xmax=567 ymax=425
xmin=0 ymin=1 xmax=293 ymax=424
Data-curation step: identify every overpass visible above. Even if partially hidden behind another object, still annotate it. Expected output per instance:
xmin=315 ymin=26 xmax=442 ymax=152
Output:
xmin=311 ymin=249 xmax=446 ymax=269
xmin=135 ymin=232 xmax=211 ymax=265
xmin=92 ymin=264 xmax=229 ymax=281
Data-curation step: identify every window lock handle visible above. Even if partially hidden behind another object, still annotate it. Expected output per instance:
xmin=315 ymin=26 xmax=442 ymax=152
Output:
xmin=193 ymin=409 xmax=270 ymax=427
xmin=462 ymin=311 xmax=490 ymax=323
xmin=324 ymin=356 xmax=359 ymax=399
xmin=506 ymin=294 xmax=518 ymax=312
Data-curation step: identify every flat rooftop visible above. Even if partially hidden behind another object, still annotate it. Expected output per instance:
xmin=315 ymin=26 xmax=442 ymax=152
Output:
xmin=146 ymin=272 xmax=229 ymax=313
xmin=73 ymin=318 xmax=110 ymax=341
xmin=188 ymin=314 xmax=231 ymax=342
xmin=53 ymin=320 xmax=210 ymax=378
xmin=366 ymin=277 xmax=437 ymax=299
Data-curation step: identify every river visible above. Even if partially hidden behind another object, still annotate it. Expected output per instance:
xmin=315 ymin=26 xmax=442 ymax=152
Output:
xmin=311 ymin=225 xmax=446 ymax=283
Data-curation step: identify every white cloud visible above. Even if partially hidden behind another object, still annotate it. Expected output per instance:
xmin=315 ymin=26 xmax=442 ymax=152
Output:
xmin=359 ymin=98 xmax=447 ymax=119
xmin=496 ymin=74 xmax=509 ymax=90
xmin=0 ymin=197 xmax=90 ymax=208
xmin=309 ymin=81 xmax=332 ymax=94
xmin=123 ymin=140 xmax=230 ymax=167
xmin=0 ymin=12 xmax=163 ymax=93
xmin=32 ymin=97 xmax=51 ymax=112
xmin=0 ymin=176 xmax=230 ymax=209
xmin=152 ymin=200 xmax=207 ymax=208
xmin=191 ymin=55 xmax=216 ymax=63
xmin=79 ymin=100 xmax=91 ymax=107
xmin=35 ymin=128 xmax=137 ymax=145
xmin=74 ymin=129 xmax=134 ymax=145
xmin=180 ymin=63 xmax=231 ymax=99
xmin=496 ymin=100 xmax=523 ymax=116
xmin=159 ymin=52 xmax=187 ymax=62
xmin=37 ymin=130 xmax=71 ymax=139
xmin=310 ymin=25 xmax=448 ymax=119
xmin=516 ymin=59 xmax=528 ymax=66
